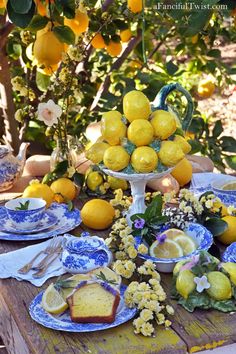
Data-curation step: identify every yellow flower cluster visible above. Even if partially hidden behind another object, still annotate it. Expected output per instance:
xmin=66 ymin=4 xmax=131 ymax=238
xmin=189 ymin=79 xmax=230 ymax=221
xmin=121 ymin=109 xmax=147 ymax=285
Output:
xmin=110 ymin=189 xmax=132 ymax=209
xmin=145 ymin=191 xmax=161 ymax=202
xmin=179 ymin=189 xmax=203 ymax=215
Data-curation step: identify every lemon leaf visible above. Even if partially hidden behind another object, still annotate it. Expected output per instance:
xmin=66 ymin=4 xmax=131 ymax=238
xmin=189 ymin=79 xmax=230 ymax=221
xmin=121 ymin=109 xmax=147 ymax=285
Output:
xmin=209 ymin=299 xmax=236 ymax=312
xmin=122 ymin=164 xmax=135 ymax=174
xmin=149 ymin=139 xmax=161 ymax=152
xmin=121 ymin=138 xmax=136 ymax=155
xmin=157 ymin=161 xmax=168 ymax=173
xmin=53 ymin=25 xmax=75 ymax=45
xmin=204 ymin=217 xmax=228 ymax=237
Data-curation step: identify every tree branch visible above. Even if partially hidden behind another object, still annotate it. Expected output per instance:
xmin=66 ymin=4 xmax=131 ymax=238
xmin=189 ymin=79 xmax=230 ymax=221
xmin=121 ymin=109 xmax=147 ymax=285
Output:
xmin=0 ymin=21 xmax=15 ymax=51
xmin=90 ymin=29 xmax=142 ymax=111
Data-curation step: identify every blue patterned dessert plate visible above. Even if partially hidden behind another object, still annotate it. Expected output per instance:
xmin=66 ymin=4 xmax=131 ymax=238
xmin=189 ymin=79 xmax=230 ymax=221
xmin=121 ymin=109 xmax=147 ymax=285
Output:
xmin=0 ymin=209 xmax=58 ymax=234
xmin=222 ymin=243 xmax=236 ymax=263
xmin=29 ymin=285 xmax=137 ymax=332
xmin=0 ymin=203 xmax=81 ymax=241
xmin=190 ymin=186 xmax=236 ymax=206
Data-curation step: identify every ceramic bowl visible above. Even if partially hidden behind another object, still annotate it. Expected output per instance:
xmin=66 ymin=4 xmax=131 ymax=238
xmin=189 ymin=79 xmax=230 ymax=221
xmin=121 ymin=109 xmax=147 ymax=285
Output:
xmin=222 ymin=243 xmax=236 ymax=263
xmin=211 ymin=176 xmax=236 ymax=196
xmin=61 ymin=234 xmax=113 ymax=274
xmin=136 ymin=223 xmax=213 ymax=273
xmin=5 ymin=197 xmax=46 ymax=230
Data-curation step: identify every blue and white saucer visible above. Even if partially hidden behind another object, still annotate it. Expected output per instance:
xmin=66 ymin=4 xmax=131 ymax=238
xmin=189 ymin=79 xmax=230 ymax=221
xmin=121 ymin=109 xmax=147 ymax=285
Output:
xmin=0 ymin=203 xmax=81 ymax=241
xmin=1 ymin=210 xmax=58 ymax=234
xmin=29 ymin=285 xmax=137 ymax=332
xmin=222 ymin=243 xmax=236 ymax=263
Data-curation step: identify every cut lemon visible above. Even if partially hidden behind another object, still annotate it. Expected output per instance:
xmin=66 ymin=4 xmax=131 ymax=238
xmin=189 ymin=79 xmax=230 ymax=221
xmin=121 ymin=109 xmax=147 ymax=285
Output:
xmin=173 ymin=235 xmax=197 ymax=256
xmin=42 ymin=283 xmax=68 ymax=314
xmin=222 ymin=182 xmax=236 ymax=191
xmin=149 ymin=239 xmax=183 ymax=259
xmin=161 ymin=228 xmax=186 ymax=240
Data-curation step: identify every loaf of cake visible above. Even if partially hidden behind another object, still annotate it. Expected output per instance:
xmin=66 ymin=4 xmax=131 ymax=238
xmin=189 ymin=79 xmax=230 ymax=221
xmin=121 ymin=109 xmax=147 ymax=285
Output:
xmin=68 ymin=281 xmax=120 ymax=323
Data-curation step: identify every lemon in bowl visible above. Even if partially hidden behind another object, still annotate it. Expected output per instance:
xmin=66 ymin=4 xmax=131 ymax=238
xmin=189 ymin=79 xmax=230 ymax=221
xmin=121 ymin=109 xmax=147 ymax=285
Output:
xmin=131 ymin=146 xmax=158 ymax=173
xmin=103 ymin=146 xmax=130 ymax=171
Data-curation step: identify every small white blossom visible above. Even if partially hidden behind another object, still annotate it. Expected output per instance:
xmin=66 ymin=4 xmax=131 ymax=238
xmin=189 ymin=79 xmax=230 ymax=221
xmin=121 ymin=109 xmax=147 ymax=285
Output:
xmin=37 ymin=99 xmax=62 ymax=126
xmin=194 ymin=275 xmax=210 ymax=293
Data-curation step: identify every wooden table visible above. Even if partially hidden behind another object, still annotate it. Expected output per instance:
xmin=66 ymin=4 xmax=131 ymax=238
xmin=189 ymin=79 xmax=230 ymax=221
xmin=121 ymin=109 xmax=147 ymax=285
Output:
xmin=0 ymin=199 xmax=236 ymax=354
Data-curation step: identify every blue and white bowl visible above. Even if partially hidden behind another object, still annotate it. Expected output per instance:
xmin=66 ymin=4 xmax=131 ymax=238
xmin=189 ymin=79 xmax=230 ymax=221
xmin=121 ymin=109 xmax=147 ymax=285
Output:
xmin=5 ymin=197 xmax=46 ymax=230
xmin=211 ymin=177 xmax=236 ymax=196
xmin=61 ymin=234 xmax=113 ymax=274
xmin=222 ymin=243 xmax=236 ymax=263
xmin=135 ymin=222 xmax=213 ymax=273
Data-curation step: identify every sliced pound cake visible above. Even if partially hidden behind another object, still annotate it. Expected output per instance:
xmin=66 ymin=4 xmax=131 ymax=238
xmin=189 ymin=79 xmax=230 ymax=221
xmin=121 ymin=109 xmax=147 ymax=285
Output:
xmin=68 ymin=281 xmax=120 ymax=323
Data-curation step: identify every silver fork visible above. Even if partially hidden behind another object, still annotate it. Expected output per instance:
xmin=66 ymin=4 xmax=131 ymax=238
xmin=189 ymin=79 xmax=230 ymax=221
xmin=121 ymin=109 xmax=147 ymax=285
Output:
xmin=32 ymin=245 xmax=63 ymax=278
xmin=17 ymin=237 xmax=62 ymax=274
xmin=32 ymin=238 xmax=62 ymax=270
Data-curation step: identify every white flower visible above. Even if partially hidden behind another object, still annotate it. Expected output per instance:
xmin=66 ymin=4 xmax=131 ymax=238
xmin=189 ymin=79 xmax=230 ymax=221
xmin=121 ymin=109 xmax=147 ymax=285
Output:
xmin=194 ymin=275 xmax=210 ymax=293
xmin=37 ymin=99 xmax=62 ymax=126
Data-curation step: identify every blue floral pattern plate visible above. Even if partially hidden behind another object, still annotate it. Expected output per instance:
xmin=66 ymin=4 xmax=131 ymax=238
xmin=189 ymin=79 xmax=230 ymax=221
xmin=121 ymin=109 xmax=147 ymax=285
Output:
xmin=190 ymin=186 xmax=236 ymax=206
xmin=0 ymin=210 xmax=58 ymax=234
xmin=222 ymin=243 xmax=236 ymax=263
xmin=29 ymin=285 xmax=137 ymax=332
xmin=0 ymin=203 xmax=81 ymax=241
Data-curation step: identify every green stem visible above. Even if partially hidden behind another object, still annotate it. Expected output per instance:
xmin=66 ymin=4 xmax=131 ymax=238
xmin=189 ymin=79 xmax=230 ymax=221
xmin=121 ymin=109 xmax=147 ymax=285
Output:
xmin=142 ymin=0 xmax=147 ymax=64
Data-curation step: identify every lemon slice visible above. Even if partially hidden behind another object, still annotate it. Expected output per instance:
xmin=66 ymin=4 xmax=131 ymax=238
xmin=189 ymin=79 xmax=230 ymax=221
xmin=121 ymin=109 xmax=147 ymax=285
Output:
xmin=42 ymin=283 xmax=68 ymax=314
xmin=149 ymin=239 xmax=184 ymax=259
xmin=161 ymin=228 xmax=186 ymax=240
xmin=222 ymin=182 xmax=236 ymax=191
xmin=173 ymin=235 xmax=197 ymax=256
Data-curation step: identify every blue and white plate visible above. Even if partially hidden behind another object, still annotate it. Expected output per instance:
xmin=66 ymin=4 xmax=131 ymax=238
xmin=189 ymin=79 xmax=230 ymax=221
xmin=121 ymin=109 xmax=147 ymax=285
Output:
xmin=0 ymin=210 xmax=58 ymax=234
xmin=190 ymin=186 xmax=236 ymax=206
xmin=0 ymin=203 xmax=81 ymax=241
xmin=222 ymin=243 xmax=236 ymax=263
xmin=29 ymin=285 xmax=137 ymax=332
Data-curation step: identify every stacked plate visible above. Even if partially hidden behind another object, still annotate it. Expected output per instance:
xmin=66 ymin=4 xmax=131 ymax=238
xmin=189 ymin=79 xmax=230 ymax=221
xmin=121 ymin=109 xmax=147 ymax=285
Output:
xmin=0 ymin=203 xmax=81 ymax=241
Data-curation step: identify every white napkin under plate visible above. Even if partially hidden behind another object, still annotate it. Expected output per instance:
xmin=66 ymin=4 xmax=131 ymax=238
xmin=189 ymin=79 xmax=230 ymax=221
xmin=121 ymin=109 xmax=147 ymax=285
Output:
xmin=190 ymin=172 xmax=233 ymax=190
xmin=0 ymin=236 xmax=67 ymax=287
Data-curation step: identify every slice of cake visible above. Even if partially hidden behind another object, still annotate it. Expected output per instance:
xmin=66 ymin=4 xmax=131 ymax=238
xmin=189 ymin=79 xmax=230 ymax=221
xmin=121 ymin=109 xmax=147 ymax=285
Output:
xmin=68 ymin=281 xmax=120 ymax=323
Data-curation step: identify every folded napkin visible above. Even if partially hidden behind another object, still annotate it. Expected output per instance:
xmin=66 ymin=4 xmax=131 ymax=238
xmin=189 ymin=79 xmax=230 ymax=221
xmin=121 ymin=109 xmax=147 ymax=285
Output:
xmin=0 ymin=236 xmax=67 ymax=287
xmin=190 ymin=172 xmax=230 ymax=190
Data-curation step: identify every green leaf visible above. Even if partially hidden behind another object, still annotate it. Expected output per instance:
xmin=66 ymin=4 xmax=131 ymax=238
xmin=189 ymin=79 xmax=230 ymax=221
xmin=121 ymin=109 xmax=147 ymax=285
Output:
xmin=221 ymin=137 xmax=236 ymax=153
xmin=42 ymin=160 xmax=69 ymax=184
xmin=179 ymin=10 xmax=212 ymax=37
xmin=53 ymin=25 xmax=75 ymax=45
xmin=210 ymin=299 xmax=236 ymax=312
xmin=130 ymin=213 xmax=145 ymax=222
xmin=145 ymin=195 xmax=163 ymax=221
xmin=7 ymin=0 xmax=35 ymax=28
xmin=55 ymin=0 xmax=75 ymax=18
xmin=36 ymin=71 xmax=51 ymax=92
xmin=212 ymin=120 xmax=223 ymax=138
xmin=166 ymin=60 xmax=178 ymax=76
xmin=10 ymin=0 xmax=32 ymax=14
xmin=28 ymin=15 xmax=49 ymax=31
xmin=204 ymin=217 xmax=228 ymax=237
xmin=207 ymin=49 xmax=221 ymax=58
xmin=225 ymin=156 xmax=236 ymax=170
xmin=121 ymin=138 xmax=136 ymax=155
xmin=149 ymin=139 xmax=161 ymax=152
xmin=6 ymin=42 xmax=22 ymax=60
xmin=188 ymin=139 xmax=202 ymax=154
xmin=178 ymin=292 xmax=210 ymax=312
xmin=73 ymin=172 xmax=84 ymax=188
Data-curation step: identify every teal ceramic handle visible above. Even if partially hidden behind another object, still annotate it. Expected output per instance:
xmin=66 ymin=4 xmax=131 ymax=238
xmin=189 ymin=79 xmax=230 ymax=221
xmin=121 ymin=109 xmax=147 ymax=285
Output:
xmin=152 ymin=83 xmax=194 ymax=132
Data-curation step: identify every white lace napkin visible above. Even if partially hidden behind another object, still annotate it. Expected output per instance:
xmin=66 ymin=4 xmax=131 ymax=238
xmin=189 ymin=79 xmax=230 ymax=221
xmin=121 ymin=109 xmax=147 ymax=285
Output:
xmin=190 ymin=172 xmax=232 ymax=190
xmin=0 ymin=236 xmax=67 ymax=287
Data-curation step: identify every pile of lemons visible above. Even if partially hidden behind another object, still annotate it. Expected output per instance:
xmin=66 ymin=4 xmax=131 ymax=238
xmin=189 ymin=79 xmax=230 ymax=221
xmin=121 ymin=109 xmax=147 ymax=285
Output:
xmin=86 ymin=90 xmax=191 ymax=174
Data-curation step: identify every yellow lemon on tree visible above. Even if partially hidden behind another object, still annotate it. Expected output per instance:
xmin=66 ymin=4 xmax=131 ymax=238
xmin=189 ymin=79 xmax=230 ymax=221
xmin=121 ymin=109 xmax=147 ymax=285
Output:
xmin=35 ymin=0 xmax=48 ymax=16
xmin=197 ymin=78 xmax=215 ymax=99
xmin=171 ymin=158 xmax=193 ymax=187
xmin=22 ymin=180 xmax=54 ymax=207
xmin=159 ymin=141 xmax=185 ymax=167
xmin=86 ymin=171 xmax=104 ymax=191
xmin=85 ymin=141 xmax=110 ymax=163
xmin=107 ymin=176 xmax=128 ymax=190
xmin=91 ymin=33 xmax=105 ymax=49
xmin=176 ymin=270 xmax=196 ymax=299
xmin=221 ymin=263 xmax=236 ymax=286
xmin=120 ymin=29 xmax=132 ymax=42
xmin=206 ymin=271 xmax=232 ymax=300
xmin=127 ymin=0 xmax=143 ymax=13
xmin=173 ymin=135 xmax=192 ymax=154
xmin=127 ymin=119 xmax=154 ymax=146
xmin=103 ymin=146 xmax=130 ymax=171
xmin=106 ymin=41 xmax=122 ymax=56
xmin=217 ymin=215 xmax=236 ymax=245
xmin=33 ymin=30 xmax=65 ymax=67
xmin=64 ymin=10 xmax=89 ymax=35
xmin=123 ymin=90 xmax=151 ymax=122
xmin=101 ymin=111 xmax=127 ymax=146
xmin=50 ymin=178 xmax=76 ymax=201
xmin=150 ymin=110 xmax=177 ymax=139
xmin=131 ymin=146 xmax=158 ymax=173
xmin=81 ymin=199 xmax=115 ymax=230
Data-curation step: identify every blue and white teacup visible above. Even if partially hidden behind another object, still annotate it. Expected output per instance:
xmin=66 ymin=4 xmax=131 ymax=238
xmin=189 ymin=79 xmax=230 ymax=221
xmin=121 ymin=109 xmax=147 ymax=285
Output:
xmin=5 ymin=197 xmax=46 ymax=230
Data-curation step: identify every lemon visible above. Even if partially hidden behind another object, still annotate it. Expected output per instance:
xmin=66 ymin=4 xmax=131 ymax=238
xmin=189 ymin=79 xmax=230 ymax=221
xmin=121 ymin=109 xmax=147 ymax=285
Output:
xmin=107 ymin=176 xmax=128 ymax=190
xmin=221 ymin=263 xmax=236 ymax=286
xmin=131 ymin=146 xmax=158 ymax=173
xmin=81 ymin=199 xmax=115 ymax=230
xmin=161 ymin=228 xmax=186 ymax=240
xmin=173 ymin=235 xmax=197 ymax=256
xmin=176 ymin=270 xmax=196 ymax=299
xmin=85 ymin=142 xmax=110 ymax=163
xmin=50 ymin=178 xmax=76 ymax=201
xmin=91 ymin=33 xmax=105 ymax=49
xmin=211 ymin=200 xmax=228 ymax=217
xmin=127 ymin=119 xmax=154 ymax=146
xmin=197 ymin=78 xmax=215 ymax=99
xmin=149 ymin=239 xmax=183 ymax=259
xmin=217 ymin=216 xmax=236 ymax=245
xmin=222 ymin=182 xmax=236 ymax=190
xmin=173 ymin=135 xmax=192 ymax=154
xmin=123 ymin=90 xmax=151 ymax=122
xmin=64 ymin=10 xmax=89 ymax=35
xmin=128 ymin=0 xmax=142 ymax=13
xmin=103 ymin=146 xmax=130 ymax=171
xmin=173 ymin=260 xmax=190 ymax=276
xmin=101 ymin=111 xmax=127 ymax=146
xmin=42 ymin=283 xmax=68 ymax=314
xmin=86 ymin=172 xmax=103 ymax=191
xmin=120 ymin=29 xmax=132 ymax=42
xmin=22 ymin=180 xmax=54 ymax=207
xmin=206 ymin=271 xmax=232 ymax=300
xmin=159 ymin=141 xmax=185 ymax=167
xmin=171 ymin=158 xmax=193 ymax=186
xmin=106 ymin=41 xmax=122 ymax=57
xmin=150 ymin=110 xmax=177 ymax=140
